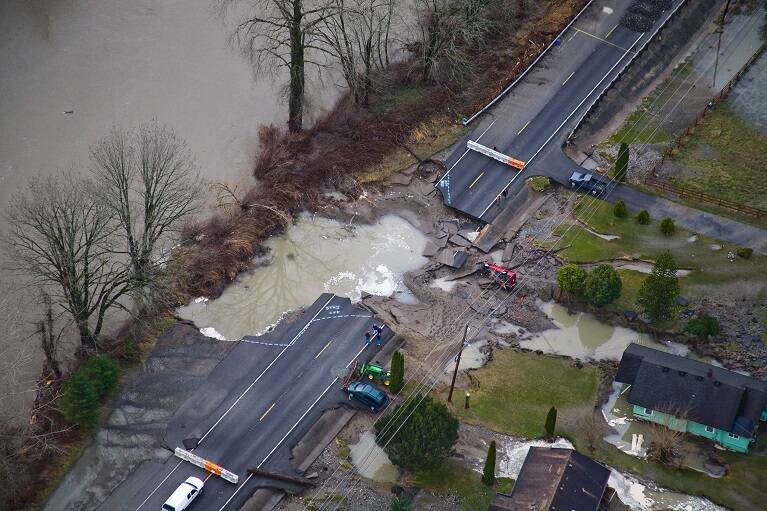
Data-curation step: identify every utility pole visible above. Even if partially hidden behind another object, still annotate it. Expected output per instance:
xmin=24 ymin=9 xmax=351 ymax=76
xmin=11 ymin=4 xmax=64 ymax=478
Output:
xmin=448 ymin=324 xmax=469 ymax=403
xmin=712 ymin=0 xmax=733 ymax=89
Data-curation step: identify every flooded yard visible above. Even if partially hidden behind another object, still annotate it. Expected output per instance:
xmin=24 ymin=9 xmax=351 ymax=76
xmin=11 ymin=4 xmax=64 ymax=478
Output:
xmin=178 ymin=214 xmax=427 ymax=339
xmin=349 ymin=431 xmax=399 ymax=484
xmin=519 ymin=302 xmax=692 ymax=361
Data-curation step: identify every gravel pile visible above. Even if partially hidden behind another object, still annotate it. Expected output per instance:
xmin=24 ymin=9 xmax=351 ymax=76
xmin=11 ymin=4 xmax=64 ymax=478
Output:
xmin=620 ymin=0 xmax=671 ymax=32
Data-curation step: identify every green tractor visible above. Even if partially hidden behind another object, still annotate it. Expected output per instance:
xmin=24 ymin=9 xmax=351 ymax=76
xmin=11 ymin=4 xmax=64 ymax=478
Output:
xmin=360 ymin=362 xmax=391 ymax=386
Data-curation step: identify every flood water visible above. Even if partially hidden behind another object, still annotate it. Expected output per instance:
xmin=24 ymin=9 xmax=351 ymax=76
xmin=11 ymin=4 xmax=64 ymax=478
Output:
xmin=519 ymin=302 xmax=689 ymax=361
xmin=494 ymin=436 xmax=724 ymax=510
xmin=349 ymin=431 xmax=399 ymax=483
xmin=178 ymin=214 xmax=427 ymax=340
xmin=0 ymin=0 xmax=338 ymax=418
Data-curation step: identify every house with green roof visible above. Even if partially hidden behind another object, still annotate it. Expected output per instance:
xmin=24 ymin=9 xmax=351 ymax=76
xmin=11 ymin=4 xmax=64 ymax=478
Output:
xmin=615 ymin=343 xmax=767 ymax=453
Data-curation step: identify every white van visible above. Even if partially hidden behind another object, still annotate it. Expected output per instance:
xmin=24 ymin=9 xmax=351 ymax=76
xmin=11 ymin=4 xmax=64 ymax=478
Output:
xmin=162 ymin=476 xmax=204 ymax=511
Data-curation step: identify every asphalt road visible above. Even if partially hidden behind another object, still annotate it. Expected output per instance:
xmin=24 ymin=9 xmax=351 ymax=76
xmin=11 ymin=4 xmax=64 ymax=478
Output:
xmin=100 ymin=293 xmax=389 ymax=511
xmin=437 ymin=0 xmax=684 ymax=222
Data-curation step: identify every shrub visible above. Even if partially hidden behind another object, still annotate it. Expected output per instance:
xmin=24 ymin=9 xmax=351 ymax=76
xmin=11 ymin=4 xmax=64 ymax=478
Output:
xmin=736 ymin=247 xmax=753 ymax=259
xmin=636 ymin=210 xmax=651 ymax=225
xmin=685 ymin=314 xmax=721 ymax=339
xmin=61 ymin=371 xmax=99 ymax=428
xmin=389 ymin=351 xmax=405 ymax=394
xmin=637 ymin=251 xmax=680 ymax=322
xmin=660 ymin=217 xmax=675 ymax=236
xmin=390 ymin=496 xmax=411 ymax=511
xmin=584 ymin=265 xmax=622 ymax=306
xmin=375 ymin=394 xmax=458 ymax=472
xmin=613 ymin=200 xmax=628 ymax=218
xmin=527 ymin=176 xmax=551 ymax=192
xmin=557 ymin=264 xmax=587 ymax=295
xmin=482 ymin=440 xmax=496 ymax=486
xmin=83 ymin=355 xmax=119 ymax=398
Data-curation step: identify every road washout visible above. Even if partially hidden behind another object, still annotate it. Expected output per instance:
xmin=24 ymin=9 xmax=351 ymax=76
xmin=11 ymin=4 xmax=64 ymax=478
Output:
xmin=178 ymin=214 xmax=427 ymax=340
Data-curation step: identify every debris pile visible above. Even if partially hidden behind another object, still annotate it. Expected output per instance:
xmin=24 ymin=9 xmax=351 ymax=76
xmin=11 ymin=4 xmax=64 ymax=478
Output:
xmin=620 ymin=0 xmax=671 ymax=32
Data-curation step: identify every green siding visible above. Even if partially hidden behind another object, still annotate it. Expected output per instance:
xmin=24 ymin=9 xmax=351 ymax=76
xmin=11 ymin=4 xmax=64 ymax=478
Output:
xmin=761 ymin=409 xmax=767 ymax=422
xmin=631 ymin=405 xmax=753 ymax=453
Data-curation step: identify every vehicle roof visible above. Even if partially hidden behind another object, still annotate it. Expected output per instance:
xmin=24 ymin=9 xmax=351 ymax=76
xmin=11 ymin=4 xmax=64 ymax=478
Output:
xmin=350 ymin=382 xmax=385 ymax=400
xmin=164 ymin=477 xmax=203 ymax=506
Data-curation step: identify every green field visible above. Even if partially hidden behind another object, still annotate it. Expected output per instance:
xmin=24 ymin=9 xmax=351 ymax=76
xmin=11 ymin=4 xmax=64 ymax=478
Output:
xmin=669 ymin=105 xmax=767 ymax=210
xmin=439 ymin=349 xmax=599 ymax=438
xmin=547 ymin=198 xmax=767 ymax=308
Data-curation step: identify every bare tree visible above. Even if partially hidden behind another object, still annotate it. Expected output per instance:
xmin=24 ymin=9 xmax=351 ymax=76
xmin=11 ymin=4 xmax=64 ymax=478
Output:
xmin=645 ymin=404 xmax=689 ymax=466
xmin=317 ymin=0 xmax=396 ymax=105
xmin=411 ymin=0 xmax=494 ymax=83
xmin=38 ymin=292 xmax=65 ymax=379
xmin=5 ymin=175 xmax=133 ymax=348
xmin=222 ymin=0 xmax=334 ymax=132
xmin=0 ymin=290 xmax=70 ymax=509
xmin=90 ymin=122 xmax=204 ymax=299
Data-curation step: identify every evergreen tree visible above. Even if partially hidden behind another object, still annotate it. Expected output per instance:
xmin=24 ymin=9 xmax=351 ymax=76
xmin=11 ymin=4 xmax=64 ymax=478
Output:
xmin=482 ymin=440 xmax=497 ymax=486
xmin=615 ymin=142 xmax=629 ymax=181
xmin=685 ymin=314 xmax=720 ymax=339
xmin=375 ymin=394 xmax=458 ymax=472
xmin=390 ymin=351 xmax=405 ymax=394
xmin=83 ymin=355 xmax=119 ymax=397
xmin=61 ymin=370 xmax=99 ymax=428
xmin=637 ymin=251 xmax=680 ymax=322
xmin=636 ymin=210 xmax=651 ymax=225
xmin=613 ymin=200 xmax=628 ymax=218
xmin=545 ymin=406 xmax=557 ymax=440
xmin=584 ymin=265 xmax=622 ymax=306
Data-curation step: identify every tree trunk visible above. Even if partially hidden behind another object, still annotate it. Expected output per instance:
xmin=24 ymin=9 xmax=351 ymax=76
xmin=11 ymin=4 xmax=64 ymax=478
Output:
xmin=288 ymin=6 xmax=305 ymax=132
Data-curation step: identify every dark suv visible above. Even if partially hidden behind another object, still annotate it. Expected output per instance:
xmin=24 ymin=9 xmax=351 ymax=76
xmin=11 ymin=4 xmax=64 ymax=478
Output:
xmin=569 ymin=171 xmax=608 ymax=196
xmin=347 ymin=381 xmax=389 ymax=411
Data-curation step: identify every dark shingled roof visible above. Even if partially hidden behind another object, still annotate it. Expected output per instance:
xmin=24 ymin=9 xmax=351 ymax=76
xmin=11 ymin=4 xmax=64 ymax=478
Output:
xmin=615 ymin=343 xmax=767 ymax=437
xmin=489 ymin=447 xmax=610 ymax=511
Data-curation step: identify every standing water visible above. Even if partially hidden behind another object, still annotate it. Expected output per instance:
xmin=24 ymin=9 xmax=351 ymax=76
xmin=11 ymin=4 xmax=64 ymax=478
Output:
xmin=178 ymin=214 xmax=427 ymax=339
xmin=519 ymin=302 xmax=698 ymax=361
xmin=348 ymin=431 xmax=400 ymax=483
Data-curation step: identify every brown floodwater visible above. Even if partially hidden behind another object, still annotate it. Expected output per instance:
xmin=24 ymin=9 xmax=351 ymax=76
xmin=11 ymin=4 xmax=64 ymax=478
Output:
xmin=178 ymin=214 xmax=428 ymax=340
xmin=0 ymin=0 xmax=339 ymax=417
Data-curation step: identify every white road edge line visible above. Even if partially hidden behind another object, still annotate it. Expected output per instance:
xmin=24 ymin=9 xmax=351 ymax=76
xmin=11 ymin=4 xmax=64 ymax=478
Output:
xmin=434 ymin=118 xmax=497 ymax=188
xmin=134 ymin=294 xmax=336 ymax=511
xmin=217 ymin=343 xmax=370 ymax=510
xmin=478 ymin=33 xmax=644 ymax=219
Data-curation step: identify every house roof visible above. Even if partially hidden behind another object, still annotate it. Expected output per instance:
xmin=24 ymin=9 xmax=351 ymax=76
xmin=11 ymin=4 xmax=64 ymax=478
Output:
xmin=489 ymin=447 xmax=610 ymax=511
xmin=615 ymin=343 xmax=767 ymax=437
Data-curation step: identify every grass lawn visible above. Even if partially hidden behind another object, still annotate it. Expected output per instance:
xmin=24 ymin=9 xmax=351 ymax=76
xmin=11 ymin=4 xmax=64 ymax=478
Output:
xmin=565 ymin=426 xmax=767 ymax=511
xmin=547 ymin=198 xmax=767 ymax=308
xmin=411 ymin=459 xmax=514 ymax=511
xmin=438 ymin=350 xmax=599 ymax=438
xmin=669 ymin=104 xmax=767 ymax=210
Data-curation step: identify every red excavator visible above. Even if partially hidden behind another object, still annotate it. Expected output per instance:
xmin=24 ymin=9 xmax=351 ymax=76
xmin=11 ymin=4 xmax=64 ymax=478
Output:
xmin=482 ymin=263 xmax=517 ymax=289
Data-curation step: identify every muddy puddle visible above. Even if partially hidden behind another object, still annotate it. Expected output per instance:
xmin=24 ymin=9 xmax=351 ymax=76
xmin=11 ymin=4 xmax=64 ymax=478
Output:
xmin=443 ymin=340 xmax=488 ymax=372
xmin=349 ymin=431 xmax=399 ymax=483
xmin=178 ymin=214 xmax=427 ymax=339
xmin=519 ymin=302 xmax=692 ymax=361
xmin=491 ymin=436 xmax=724 ymax=510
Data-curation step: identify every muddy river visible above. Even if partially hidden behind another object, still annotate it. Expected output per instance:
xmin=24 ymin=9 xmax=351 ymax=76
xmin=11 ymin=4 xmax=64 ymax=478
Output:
xmin=179 ymin=214 xmax=428 ymax=340
xmin=0 ymin=0 xmax=340 ymax=417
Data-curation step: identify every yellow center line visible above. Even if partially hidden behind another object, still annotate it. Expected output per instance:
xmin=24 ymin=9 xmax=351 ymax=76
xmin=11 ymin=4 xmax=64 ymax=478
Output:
xmin=259 ymin=402 xmax=276 ymax=422
xmin=468 ymin=171 xmax=485 ymax=189
xmin=572 ymin=27 xmax=636 ymax=54
xmin=517 ymin=121 xmax=530 ymax=135
xmin=315 ymin=340 xmax=332 ymax=359
xmin=562 ymin=71 xmax=575 ymax=85
xmin=606 ymin=24 xmax=618 ymax=38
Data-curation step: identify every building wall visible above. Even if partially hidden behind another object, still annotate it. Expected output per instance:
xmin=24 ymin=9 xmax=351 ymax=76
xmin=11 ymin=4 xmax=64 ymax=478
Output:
xmin=631 ymin=405 xmax=752 ymax=453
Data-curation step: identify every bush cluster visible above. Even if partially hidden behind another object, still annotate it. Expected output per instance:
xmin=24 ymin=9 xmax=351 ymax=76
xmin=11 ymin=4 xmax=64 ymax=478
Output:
xmin=685 ymin=314 xmax=721 ymax=339
xmin=61 ymin=355 xmax=119 ymax=428
xmin=660 ymin=217 xmax=676 ymax=236
xmin=636 ymin=210 xmax=651 ymax=224
xmin=557 ymin=264 xmax=622 ymax=306
xmin=613 ymin=200 xmax=628 ymax=218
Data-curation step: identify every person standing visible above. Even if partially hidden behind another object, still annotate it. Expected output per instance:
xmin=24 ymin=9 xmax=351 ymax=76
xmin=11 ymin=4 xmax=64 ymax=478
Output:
xmin=364 ymin=331 xmax=372 ymax=344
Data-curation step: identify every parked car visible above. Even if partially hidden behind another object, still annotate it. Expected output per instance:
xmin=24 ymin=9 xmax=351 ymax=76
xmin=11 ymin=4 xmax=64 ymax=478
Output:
xmin=569 ymin=171 xmax=608 ymax=195
xmin=347 ymin=381 xmax=389 ymax=411
xmin=162 ymin=476 xmax=204 ymax=511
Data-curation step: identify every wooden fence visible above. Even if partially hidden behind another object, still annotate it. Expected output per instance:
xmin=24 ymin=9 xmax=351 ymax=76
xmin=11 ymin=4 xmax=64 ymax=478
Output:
xmin=645 ymin=176 xmax=767 ymax=219
xmin=644 ymin=42 xmax=767 ymax=220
